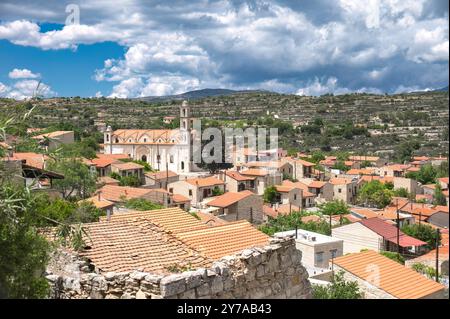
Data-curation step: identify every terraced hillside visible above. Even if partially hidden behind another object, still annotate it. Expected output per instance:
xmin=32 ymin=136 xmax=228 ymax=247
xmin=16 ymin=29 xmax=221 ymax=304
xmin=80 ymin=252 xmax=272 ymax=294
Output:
xmin=0 ymin=90 xmax=448 ymax=159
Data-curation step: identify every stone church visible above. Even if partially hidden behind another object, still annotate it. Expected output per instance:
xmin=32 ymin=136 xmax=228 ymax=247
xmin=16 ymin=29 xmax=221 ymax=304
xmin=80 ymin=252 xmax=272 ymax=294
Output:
xmin=103 ymin=100 xmax=194 ymax=173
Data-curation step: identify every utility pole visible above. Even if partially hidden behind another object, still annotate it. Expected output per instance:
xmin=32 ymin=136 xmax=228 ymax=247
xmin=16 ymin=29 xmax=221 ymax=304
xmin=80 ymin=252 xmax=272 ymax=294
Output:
xmin=396 ymin=198 xmax=400 ymax=254
xmin=436 ymin=228 xmax=440 ymax=283
xmin=165 ymin=161 xmax=169 ymax=191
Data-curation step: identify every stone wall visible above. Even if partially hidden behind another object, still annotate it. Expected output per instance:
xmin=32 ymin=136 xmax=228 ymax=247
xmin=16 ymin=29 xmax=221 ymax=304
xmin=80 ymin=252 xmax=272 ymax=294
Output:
xmin=46 ymin=237 xmax=312 ymax=299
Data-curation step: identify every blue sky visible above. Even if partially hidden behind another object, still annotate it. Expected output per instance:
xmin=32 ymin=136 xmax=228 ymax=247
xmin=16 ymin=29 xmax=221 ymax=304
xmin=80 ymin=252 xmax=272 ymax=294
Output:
xmin=0 ymin=0 xmax=448 ymax=99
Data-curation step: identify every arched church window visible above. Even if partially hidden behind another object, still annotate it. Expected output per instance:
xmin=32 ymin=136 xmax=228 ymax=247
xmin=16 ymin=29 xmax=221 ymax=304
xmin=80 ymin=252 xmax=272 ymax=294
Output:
xmin=141 ymin=155 xmax=147 ymax=162
xmin=115 ymin=138 xmax=119 ymax=143
xmin=143 ymin=138 xmax=147 ymax=142
xmin=106 ymin=135 xmax=109 ymax=142
xmin=181 ymin=161 xmax=185 ymax=170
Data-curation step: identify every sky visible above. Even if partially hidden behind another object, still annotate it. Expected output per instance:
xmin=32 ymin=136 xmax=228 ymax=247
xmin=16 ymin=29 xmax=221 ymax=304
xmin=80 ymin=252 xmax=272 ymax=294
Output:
xmin=0 ymin=0 xmax=448 ymax=99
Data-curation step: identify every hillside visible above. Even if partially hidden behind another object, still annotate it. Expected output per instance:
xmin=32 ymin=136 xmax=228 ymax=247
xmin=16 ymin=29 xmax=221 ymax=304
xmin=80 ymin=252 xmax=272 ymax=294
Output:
xmin=0 ymin=90 xmax=448 ymax=159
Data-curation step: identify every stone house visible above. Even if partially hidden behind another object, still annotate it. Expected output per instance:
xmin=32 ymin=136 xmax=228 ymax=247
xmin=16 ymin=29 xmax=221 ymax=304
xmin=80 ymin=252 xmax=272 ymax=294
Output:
xmin=45 ymin=208 xmax=312 ymax=299
xmin=329 ymin=177 xmax=358 ymax=204
xmin=206 ymin=190 xmax=264 ymax=223
xmin=144 ymin=170 xmax=179 ymax=189
xmin=168 ymin=177 xmax=225 ymax=208
xmin=283 ymin=158 xmax=316 ymax=180
xmin=274 ymin=185 xmax=303 ymax=208
xmin=216 ymin=170 xmax=256 ymax=193
xmin=111 ymin=162 xmax=145 ymax=184
xmin=239 ymin=169 xmax=282 ymax=196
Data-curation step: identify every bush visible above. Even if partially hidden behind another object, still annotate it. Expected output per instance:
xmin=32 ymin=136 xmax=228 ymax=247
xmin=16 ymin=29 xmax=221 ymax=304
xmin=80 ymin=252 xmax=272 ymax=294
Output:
xmin=401 ymin=224 xmax=440 ymax=249
xmin=318 ymin=200 xmax=350 ymax=216
xmin=312 ymin=271 xmax=363 ymax=299
xmin=380 ymin=251 xmax=405 ymax=264
xmin=124 ymin=198 xmax=164 ymax=211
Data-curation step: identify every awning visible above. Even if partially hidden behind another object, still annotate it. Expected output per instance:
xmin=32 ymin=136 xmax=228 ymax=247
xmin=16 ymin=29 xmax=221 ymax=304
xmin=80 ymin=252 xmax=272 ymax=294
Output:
xmin=387 ymin=235 xmax=427 ymax=247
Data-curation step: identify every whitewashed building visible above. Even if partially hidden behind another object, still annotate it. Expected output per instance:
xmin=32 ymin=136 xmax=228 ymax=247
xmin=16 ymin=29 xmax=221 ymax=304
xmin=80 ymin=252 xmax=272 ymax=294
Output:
xmin=103 ymin=101 xmax=194 ymax=174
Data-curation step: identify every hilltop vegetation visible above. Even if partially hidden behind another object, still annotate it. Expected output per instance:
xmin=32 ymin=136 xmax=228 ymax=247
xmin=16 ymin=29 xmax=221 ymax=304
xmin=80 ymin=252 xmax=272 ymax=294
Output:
xmin=0 ymin=90 xmax=448 ymax=160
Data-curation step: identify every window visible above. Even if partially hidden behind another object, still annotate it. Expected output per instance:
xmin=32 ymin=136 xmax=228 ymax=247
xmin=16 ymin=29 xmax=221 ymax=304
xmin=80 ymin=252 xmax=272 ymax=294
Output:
xmin=143 ymin=138 xmax=147 ymax=142
xmin=188 ymin=189 xmax=192 ymax=196
xmin=181 ymin=161 xmax=185 ymax=170
xmin=315 ymin=252 xmax=324 ymax=264
xmin=141 ymin=155 xmax=147 ymax=162
xmin=170 ymin=155 xmax=174 ymax=163
xmin=169 ymin=188 xmax=173 ymax=193
xmin=294 ymin=194 xmax=297 ymax=200
xmin=338 ymin=188 xmax=342 ymax=193
xmin=330 ymin=249 xmax=338 ymax=258
xmin=115 ymin=138 xmax=119 ymax=143
xmin=106 ymin=135 xmax=109 ymax=142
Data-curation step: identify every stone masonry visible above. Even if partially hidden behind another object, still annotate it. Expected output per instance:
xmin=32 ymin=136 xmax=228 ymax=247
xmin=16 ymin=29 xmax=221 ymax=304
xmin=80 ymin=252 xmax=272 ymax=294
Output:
xmin=46 ymin=237 xmax=312 ymax=299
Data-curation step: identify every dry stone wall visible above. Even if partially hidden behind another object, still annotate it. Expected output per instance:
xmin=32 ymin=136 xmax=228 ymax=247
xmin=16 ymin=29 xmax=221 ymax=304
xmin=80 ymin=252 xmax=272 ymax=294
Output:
xmin=46 ymin=237 xmax=312 ymax=299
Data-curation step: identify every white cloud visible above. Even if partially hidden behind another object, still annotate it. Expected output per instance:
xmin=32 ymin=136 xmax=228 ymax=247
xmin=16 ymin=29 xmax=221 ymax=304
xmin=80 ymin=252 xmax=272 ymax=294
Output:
xmin=8 ymin=68 xmax=40 ymax=79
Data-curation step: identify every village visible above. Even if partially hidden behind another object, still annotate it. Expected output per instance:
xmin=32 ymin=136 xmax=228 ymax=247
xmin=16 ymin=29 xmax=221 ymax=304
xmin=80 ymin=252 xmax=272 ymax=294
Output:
xmin=0 ymin=100 xmax=448 ymax=300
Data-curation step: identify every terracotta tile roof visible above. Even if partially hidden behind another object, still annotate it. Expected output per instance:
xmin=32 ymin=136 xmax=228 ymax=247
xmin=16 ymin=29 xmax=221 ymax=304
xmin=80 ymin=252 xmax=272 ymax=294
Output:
xmin=98 ymin=185 xmax=152 ymax=202
xmin=359 ymin=175 xmax=394 ymax=184
xmin=329 ymin=177 xmax=354 ymax=185
xmin=275 ymin=185 xmax=294 ymax=193
xmin=433 ymin=205 xmax=449 ymax=213
xmin=10 ymin=152 xmax=47 ymax=169
xmin=350 ymin=208 xmax=379 ymax=219
xmin=90 ymin=153 xmax=130 ymax=168
xmin=415 ymin=194 xmax=432 ymax=201
xmin=97 ymin=176 xmax=120 ymax=185
xmin=333 ymin=250 xmax=445 ymax=299
xmin=383 ymin=164 xmax=411 ymax=172
xmin=244 ymin=161 xmax=287 ymax=169
xmin=111 ymin=162 xmax=144 ymax=170
xmin=112 ymin=129 xmax=180 ymax=145
xmin=344 ymin=161 xmax=354 ymax=166
xmin=172 ymin=193 xmax=191 ymax=203
xmin=348 ymin=155 xmax=379 ymax=162
xmin=207 ymin=190 xmax=254 ymax=208
xmin=413 ymin=156 xmax=430 ymax=161
xmin=32 ymin=130 xmax=72 ymax=139
xmin=295 ymin=159 xmax=315 ymax=167
xmin=145 ymin=170 xmax=178 ymax=180
xmin=308 ymin=181 xmax=327 ymax=188
xmin=438 ymin=177 xmax=449 ymax=185
xmin=80 ymin=196 xmax=115 ymax=209
xmin=225 ymin=170 xmax=255 ymax=181
xmin=185 ymin=176 xmax=225 ymax=188
xmin=79 ymin=217 xmax=212 ymax=273
xmin=240 ymin=169 xmax=269 ymax=177
xmin=347 ymin=168 xmax=376 ymax=176
xmin=100 ymin=207 xmax=208 ymax=233
xmin=282 ymin=180 xmax=315 ymax=197
xmin=195 ymin=211 xmax=229 ymax=226
xmin=263 ymin=205 xmax=278 ymax=218
xmin=360 ymin=218 xmax=427 ymax=247
xmin=341 ymin=214 xmax=361 ymax=223
xmin=422 ymin=184 xmax=436 ymax=190
xmin=276 ymin=204 xmax=301 ymax=215
xmin=176 ymin=220 xmax=270 ymax=260
xmin=406 ymin=167 xmax=420 ymax=172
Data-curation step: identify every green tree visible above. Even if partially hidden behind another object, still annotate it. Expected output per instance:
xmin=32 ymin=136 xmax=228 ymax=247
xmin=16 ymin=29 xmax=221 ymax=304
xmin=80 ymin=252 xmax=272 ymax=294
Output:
xmin=119 ymin=175 xmax=142 ymax=187
xmin=0 ymin=184 xmax=51 ymax=298
xmin=357 ymin=180 xmax=393 ymax=208
xmin=124 ymin=198 xmax=164 ymax=211
xmin=393 ymin=187 xmax=409 ymax=199
xmin=380 ymin=251 xmax=405 ymax=264
xmin=312 ymin=271 xmax=362 ymax=299
xmin=401 ymin=224 xmax=441 ymax=249
xmin=415 ymin=164 xmax=437 ymax=185
xmin=318 ymin=200 xmax=350 ymax=216
xmin=433 ymin=184 xmax=447 ymax=206
xmin=212 ymin=186 xmax=224 ymax=196
xmin=48 ymin=158 xmax=97 ymax=199
xmin=263 ymin=186 xmax=278 ymax=204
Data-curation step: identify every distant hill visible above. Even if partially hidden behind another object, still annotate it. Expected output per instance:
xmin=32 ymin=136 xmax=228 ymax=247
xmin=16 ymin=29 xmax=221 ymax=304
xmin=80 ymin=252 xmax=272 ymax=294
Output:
xmin=136 ymin=88 xmax=273 ymax=102
xmin=432 ymin=86 xmax=449 ymax=92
